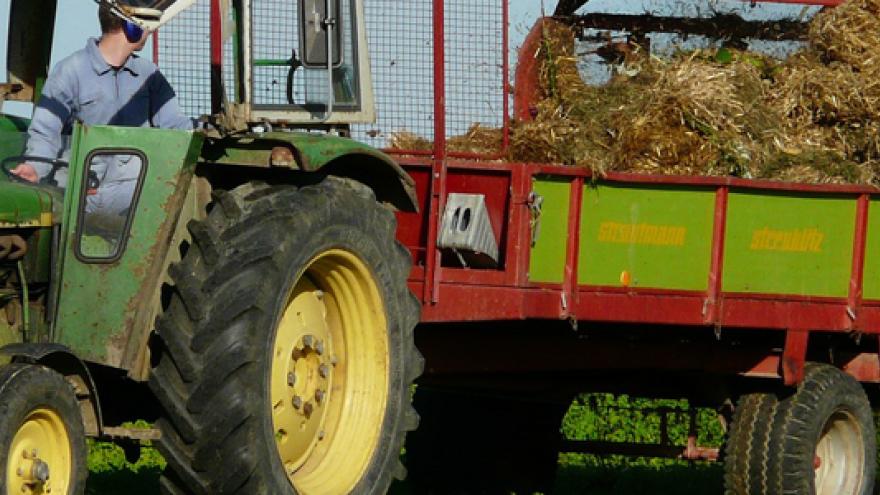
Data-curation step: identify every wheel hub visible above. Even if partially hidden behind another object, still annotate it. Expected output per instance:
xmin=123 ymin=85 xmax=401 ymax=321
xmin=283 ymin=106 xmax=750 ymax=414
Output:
xmin=269 ymin=249 xmax=391 ymax=494
xmin=271 ymin=283 xmax=337 ymax=475
xmin=814 ymin=409 xmax=864 ymax=495
xmin=288 ymin=334 xmax=333 ymax=421
xmin=7 ymin=409 xmax=71 ymax=495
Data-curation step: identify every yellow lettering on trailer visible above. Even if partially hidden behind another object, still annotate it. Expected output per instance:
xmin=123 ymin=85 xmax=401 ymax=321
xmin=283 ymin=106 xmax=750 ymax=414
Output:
xmin=749 ymin=228 xmax=824 ymax=252
xmin=597 ymin=222 xmax=687 ymax=246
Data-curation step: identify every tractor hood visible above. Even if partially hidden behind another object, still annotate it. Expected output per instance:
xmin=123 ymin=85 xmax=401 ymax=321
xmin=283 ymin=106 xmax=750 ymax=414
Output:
xmin=0 ymin=182 xmax=54 ymax=228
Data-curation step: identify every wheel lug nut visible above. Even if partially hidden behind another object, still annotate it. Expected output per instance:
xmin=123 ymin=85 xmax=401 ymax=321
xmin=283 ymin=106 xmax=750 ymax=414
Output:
xmin=315 ymin=390 xmax=325 ymax=403
xmin=303 ymin=402 xmax=314 ymax=416
xmin=319 ymin=364 xmax=330 ymax=378
xmin=302 ymin=335 xmax=314 ymax=350
xmin=292 ymin=396 xmax=303 ymax=409
xmin=330 ymin=356 xmax=338 ymax=366
xmin=31 ymin=449 xmax=37 ymax=459
xmin=318 ymin=430 xmax=326 ymax=440
xmin=16 ymin=467 xmax=23 ymax=476
xmin=287 ymin=372 xmax=296 ymax=387
xmin=315 ymin=290 xmax=324 ymax=300
xmin=315 ymin=340 xmax=325 ymax=355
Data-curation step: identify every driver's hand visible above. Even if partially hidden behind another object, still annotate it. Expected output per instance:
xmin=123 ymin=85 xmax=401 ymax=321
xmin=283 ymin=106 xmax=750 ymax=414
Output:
xmin=11 ymin=163 xmax=38 ymax=183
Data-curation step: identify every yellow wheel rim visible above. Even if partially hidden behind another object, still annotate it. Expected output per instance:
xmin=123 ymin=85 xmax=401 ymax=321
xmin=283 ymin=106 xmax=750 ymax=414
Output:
xmin=270 ymin=249 xmax=390 ymax=494
xmin=6 ymin=408 xmax=72 ymax=495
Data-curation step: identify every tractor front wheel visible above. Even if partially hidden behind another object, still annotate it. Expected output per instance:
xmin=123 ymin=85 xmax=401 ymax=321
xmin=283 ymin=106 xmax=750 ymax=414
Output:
xmin=0 ymin=363 xmax=87 ymax=495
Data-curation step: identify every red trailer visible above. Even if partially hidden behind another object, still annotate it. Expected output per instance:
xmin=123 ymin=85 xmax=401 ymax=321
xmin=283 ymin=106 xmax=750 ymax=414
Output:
xmin=154 ymin=0 xmax=876 ymax=493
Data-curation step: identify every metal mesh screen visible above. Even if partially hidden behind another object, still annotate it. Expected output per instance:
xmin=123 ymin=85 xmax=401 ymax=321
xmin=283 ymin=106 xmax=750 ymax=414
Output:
xmin=156 ymin=1 xmax=510 ymax=153
xmin=443 ymin=0 xmax=507 ymax=152
xmin=351 ymin=0 xmax=435 ymax=147
xmin=156 ymin=1 xmax=211 ymax=117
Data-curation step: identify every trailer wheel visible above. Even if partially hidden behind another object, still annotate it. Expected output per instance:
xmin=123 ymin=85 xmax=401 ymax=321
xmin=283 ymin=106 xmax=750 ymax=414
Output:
xmin=722 ymin=393 xmax=779 ymax=495
xmin=0 ymin=363 xmax=87 ymax=495
xmin=723 ymin=364 xmax=875 ymax=495
xmin=149 ymin=178 xmax=422 ymax=494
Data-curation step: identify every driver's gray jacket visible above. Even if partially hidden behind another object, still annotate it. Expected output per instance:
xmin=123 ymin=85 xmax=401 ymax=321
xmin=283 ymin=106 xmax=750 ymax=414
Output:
xmin=25 ymin=38 xmax=193 ymax=184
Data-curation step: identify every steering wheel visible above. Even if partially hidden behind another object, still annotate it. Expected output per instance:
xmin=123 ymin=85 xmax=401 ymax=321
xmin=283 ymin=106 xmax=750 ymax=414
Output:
xmin=1 ymin=155 xmax=70 ymax=187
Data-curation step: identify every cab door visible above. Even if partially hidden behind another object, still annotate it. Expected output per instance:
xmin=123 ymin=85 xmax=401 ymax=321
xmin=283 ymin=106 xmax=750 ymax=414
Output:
xmin=54 ymin=124 xmax=202 ymax=368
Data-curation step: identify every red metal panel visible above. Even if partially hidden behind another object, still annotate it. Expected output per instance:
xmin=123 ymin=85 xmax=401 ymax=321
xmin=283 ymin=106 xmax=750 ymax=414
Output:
xmin=848 ymin=195 xmax=869 ymax=330
xmin=842 ymin=353 xmax=880 ymax=383
xmin=501 ymin=0 xmax=510 ymax=153
xmin=395 ymin=165 xmax=432 ymax=266
xmin=513 ymin=18 xmax=547 ymax=121
xmin=152 ymin=31 xmax=160 ymax=65
xmin=751 ymin=0 xmax=842 ymax=5
xmin=209 ymin=0 xmax=222 ymax=115
xmin=782 ymin=329 xmax=809 ymax=385
xmin=705 ymin=187 xmax=728 ymax=324
xmin=508 ymin=164 xmax=533 ymax=287
xmin=423 ymin=0 xmax=447 ymax=304
xmin=602 ymin=171 xmax=877 ymax=194
xmin=413 ymin=283 xmax=529 ymax=321
xmin=576 ymin=291 xmax=707 ymax=325
xmin=857 ymin=306 xmax=880 ymax=333
xmin=720 ymin=298 xmax=848 ymax=330
xmin=563 ymin=178 xmax=584 ymax=320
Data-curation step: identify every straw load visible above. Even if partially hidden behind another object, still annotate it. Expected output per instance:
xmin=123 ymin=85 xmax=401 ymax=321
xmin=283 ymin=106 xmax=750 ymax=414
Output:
xmin=391 ymin=0 xmax=880 ymax=185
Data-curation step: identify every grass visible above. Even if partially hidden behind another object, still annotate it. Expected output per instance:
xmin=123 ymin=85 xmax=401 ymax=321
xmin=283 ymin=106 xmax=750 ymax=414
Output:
xmin=83 ymin=395 xmax=878 ymax=494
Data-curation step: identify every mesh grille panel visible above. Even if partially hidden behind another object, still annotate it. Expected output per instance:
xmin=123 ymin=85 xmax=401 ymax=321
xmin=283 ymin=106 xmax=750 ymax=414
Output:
xmin=444 ymin=0 xmax=507 ymax=149
xmin=156 ymin=1 xmax=211 ymax=117
xmin=156 ymin=1 xmax=510 ymax=153
xmin=351 ymin=0 xmax=435 ymax=147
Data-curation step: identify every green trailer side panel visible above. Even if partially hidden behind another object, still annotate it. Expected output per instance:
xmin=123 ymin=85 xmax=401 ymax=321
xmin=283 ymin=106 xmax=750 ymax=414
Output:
xmin=722 ymin=192 xmax=855 ymax=297
xmin=528 ymin=178 xmax=571 ymax=284
xmin=862 ymin=200 xmax=880 ymax=300
xmin=578 ymin=184 xmax=715 ymax=290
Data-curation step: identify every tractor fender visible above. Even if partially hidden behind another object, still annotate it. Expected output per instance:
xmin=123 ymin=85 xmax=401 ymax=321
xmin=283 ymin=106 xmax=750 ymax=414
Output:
xmin=201 ymin=132 xmax=418 ymax=212
xmin=0 ymin=343 xmax=102 ymax=436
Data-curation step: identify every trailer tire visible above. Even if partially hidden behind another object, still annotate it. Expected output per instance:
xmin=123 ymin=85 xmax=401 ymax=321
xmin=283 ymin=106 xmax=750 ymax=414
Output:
xmin=0 ymin=363 xmax=87 ymax=495
xmin=776 ymin=364 xmax=874 ymax=495
xmin=724 ymin=364 xmax=875 ymax=495
xmin=149 ymin=178 xmax=422 ymax=495
xmin=722 ymin=393 xmax=779 ymax=495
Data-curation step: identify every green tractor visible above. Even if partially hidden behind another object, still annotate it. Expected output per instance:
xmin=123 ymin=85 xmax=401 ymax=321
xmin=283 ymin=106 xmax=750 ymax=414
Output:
xmin=0 ymin=0 xmax=422 ymax=493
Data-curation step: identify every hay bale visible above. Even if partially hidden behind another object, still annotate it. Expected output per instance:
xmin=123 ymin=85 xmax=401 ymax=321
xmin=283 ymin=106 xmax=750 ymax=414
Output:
xmin=770 ymin=52 xmax=880 ymax=126
xmin=809 ymin=0 xmax=880 ymax=74
xmin=388 ymin=131 xmax=432 ymax=151
xmin=400 ymin=0 xmax=880 ymax=186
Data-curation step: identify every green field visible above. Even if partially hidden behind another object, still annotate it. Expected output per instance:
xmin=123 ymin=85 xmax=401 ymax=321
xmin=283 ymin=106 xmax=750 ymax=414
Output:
xmin=85 ymin=395 xmax=876 ymax=494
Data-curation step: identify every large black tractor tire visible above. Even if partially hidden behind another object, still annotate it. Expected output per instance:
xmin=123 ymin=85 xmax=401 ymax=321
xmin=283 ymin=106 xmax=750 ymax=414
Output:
xmin=149 ymin=178 xmax=423 ymax=494
xmin=406 ymin=387 xmax=570 ymax=494
xmin=724 ymin=363 xmax=875 ymax=495
xmin=0 ymin=363 xmax=87 ymax=495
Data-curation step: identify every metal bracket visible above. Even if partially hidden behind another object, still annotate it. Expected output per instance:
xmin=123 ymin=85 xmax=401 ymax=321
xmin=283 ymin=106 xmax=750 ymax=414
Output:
xmin=527 ymin=191 xmax=544 ymax=247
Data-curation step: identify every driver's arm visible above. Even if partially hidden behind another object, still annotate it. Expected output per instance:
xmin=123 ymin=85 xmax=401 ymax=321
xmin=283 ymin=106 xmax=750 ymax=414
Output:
xmin=19 ymin=63 xmax=77 ymax=180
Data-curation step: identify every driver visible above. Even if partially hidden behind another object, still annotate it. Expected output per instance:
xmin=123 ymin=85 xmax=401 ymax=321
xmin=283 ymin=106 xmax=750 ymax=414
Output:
xmin=11 ymin=4 xmax=194 ymax=215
